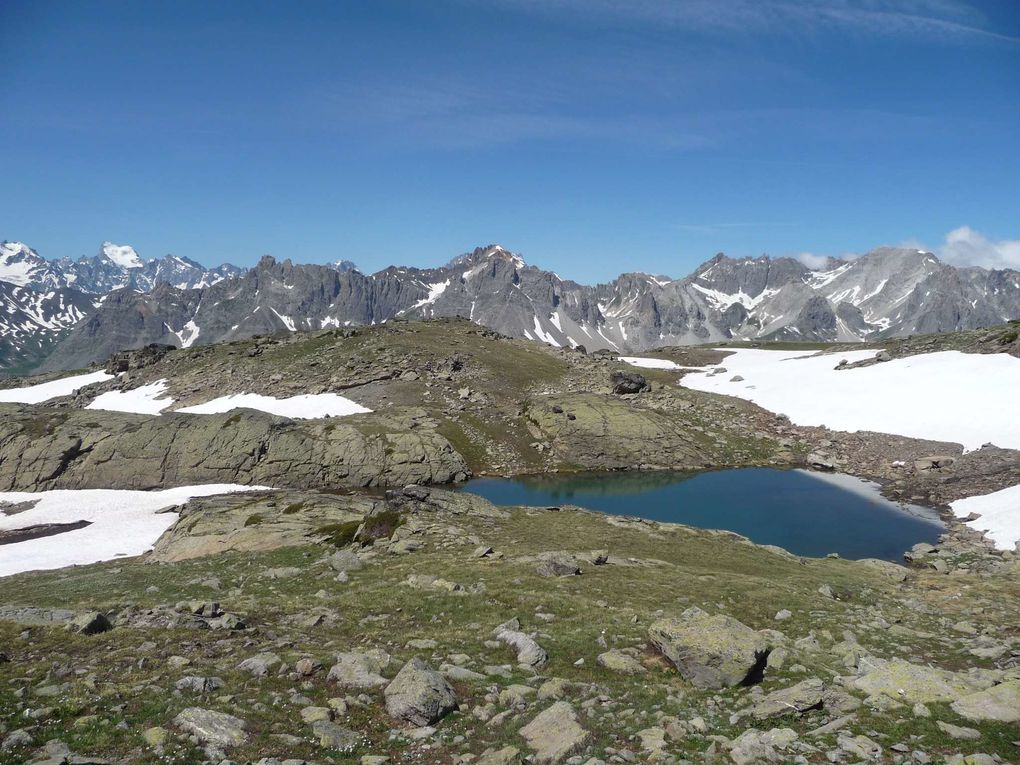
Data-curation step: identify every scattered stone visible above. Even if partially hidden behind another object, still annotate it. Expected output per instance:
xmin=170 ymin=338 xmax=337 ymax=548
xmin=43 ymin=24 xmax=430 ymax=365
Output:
xmin=67 ymin=611 xmax=112 ymax=635
xmin=236 ymin=652 xmax=282 ymax=677
xmin=328 ymin=650 xmax=391 ymax=687
xmin=312 ymin=720 xmax=361 ymax=752
xmin=936 ymin=720 xmax=981 ymax=740
xmin=493 ymin=618 xmax=548 ymax=668
xmin=596 ymin=649 xmax=646 ymax=674
xmin=175 ymin=676 xmax=225 ymax=693
xmin=747 ymin=678 xmax=825 ymax=719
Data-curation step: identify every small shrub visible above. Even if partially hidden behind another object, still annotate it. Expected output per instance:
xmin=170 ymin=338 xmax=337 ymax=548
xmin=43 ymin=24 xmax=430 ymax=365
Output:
xmin=282 ymin=502 xmax=305 ymax=515
xmin=314 ymin=521 xmax=360 ymax=548
xmin=243 ymin=513 xmax=264 ymax=527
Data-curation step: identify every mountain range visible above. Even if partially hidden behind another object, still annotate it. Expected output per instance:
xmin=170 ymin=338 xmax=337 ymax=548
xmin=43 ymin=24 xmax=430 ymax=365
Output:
xmin=2 ymin=239 xmax=1019 ymax=374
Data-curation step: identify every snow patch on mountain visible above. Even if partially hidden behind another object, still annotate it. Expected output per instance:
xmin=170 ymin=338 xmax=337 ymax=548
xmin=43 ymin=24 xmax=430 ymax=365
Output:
xmin=175 ymin=392 xmax=371 ymax=419
xmin=0 ymin=370 xmax=114 ymax=403
xmin=682 ymin=349 xmax=1020 ymax=451
xmin=86 ymin=380 xmax=174 ymax=414
xmin=618 ymin=356 xmax=681 ymax=370
xmin=950 ymin=484 xmax=1020 ymax=551
xmin=0 ymin=484 xmax=269 ymax=576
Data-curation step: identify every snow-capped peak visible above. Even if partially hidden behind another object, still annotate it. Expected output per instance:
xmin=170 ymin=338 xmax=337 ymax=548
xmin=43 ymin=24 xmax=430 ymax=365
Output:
xmin=100 ymin=241 xmax=144 ymax=269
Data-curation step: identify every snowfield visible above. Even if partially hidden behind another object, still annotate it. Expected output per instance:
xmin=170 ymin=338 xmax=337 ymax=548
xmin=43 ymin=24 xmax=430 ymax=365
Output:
xmin=175 ymin=392 xmax=371 ymax=419
xmin=950 ymin=485 xmax=1020 ymax=551
xmin=0 ymin=370 xmax=114 ymax=404
xmin=86 ymin=379 xmax=174 ymax=414
xmin=681 ymin=349 xmax=1020 ymax=452
xmin=618 ymin=356 xmax=681 ymax=370
xmin=0 ymin=484 xmax=268 ymax=577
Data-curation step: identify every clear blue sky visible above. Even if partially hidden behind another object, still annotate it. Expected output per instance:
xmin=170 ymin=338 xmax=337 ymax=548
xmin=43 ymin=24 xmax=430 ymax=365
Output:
xmin=2 ymin=0 xmax=1019 ymax=281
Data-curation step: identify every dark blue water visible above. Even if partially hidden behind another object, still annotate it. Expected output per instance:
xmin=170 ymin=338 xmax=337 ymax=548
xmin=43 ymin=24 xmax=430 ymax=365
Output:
xmin=460 ymin=468 xmax=943 ymax=561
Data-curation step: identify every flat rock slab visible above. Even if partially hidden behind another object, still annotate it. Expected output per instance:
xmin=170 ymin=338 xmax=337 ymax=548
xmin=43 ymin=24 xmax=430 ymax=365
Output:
xmin=852 ymin=658 xmax=988 ymax=704
xmin=173 ymin=707 xmax=248 ymax=747
xmin=519 ymin=701 xmax=592 ymax=764
xmin=750 ymin=678 xmax=826 ymax=719
xmin=327 ymin=650 xmax=391 ymax=688
xmin=950 ymin=680 xmax=1020 ymax=723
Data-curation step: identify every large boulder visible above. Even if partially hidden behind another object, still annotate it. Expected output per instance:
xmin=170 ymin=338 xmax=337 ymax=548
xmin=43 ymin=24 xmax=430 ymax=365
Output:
xmin=950 ymin=680 xmax=1020 ymax=723
xmin=648 ymin=609 xmax=771 ymax=689
xmin=384 ymin=658 xmax=458 ymax=726
xmin=519 ymin=701 xmax=592 ymax=764
xmin=609 ymin=370 xmax=649 ymax=395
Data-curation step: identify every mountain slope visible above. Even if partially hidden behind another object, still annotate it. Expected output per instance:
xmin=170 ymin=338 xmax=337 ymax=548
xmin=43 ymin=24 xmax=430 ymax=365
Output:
xmin=8 ymin=242 xmax=1020 ymax=373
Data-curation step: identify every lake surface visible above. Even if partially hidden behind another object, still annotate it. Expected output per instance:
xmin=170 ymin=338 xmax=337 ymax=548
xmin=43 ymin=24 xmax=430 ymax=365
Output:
xmin=460 ymin=468 xmax=943 ymax=561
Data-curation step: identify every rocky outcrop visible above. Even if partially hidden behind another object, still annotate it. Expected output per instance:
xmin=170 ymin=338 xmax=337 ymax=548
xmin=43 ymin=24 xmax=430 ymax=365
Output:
xmin=528 ymin=393 xmax=707 ymax=470
xmin=149 ymin=491 xmax=373 ymax=562
xmin=0 ymin=405 xmax=468 ymax=491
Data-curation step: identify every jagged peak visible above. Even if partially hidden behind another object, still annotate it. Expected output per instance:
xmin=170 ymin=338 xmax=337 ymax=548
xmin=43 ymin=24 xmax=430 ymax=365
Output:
xmin=99 ymin=241 xmax=144 ymax=269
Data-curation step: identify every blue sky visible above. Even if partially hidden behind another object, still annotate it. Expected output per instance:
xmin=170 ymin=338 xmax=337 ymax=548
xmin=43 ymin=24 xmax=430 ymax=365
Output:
xmin=1 ymin=0 xmax=1018 ymax=281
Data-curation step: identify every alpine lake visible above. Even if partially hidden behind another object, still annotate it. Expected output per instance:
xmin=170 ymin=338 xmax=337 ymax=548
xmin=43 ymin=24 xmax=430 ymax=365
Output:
xmin=460 ymin=467 xmax=944 ymax=562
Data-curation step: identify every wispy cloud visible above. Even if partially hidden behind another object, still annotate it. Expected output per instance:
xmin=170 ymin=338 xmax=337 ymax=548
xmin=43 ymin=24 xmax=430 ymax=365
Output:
xmin=936 ymin=226 xmax=1020 ymax=269
xmin=479 ymin=0 xmax=1018 ymax=45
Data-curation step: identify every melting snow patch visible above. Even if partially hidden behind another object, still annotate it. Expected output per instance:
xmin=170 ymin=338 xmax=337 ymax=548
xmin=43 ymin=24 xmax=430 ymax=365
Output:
xmin=618 ymin=356 xmax=680 ymax=370
xmin=413 ymin=280 xmax=450 ymax=309
xmin=176 ymin=392 xmax=371 ymax=419
xmin=950 ymin=485 xmax=1020 ymax=551
xmin=0 ymin=370 xmax=114 ymax=404
xmin=531 ymin=316 xmax=561 ymax=347
xmin=86 ymin=379 xmax=175 ymax=415
xmin=0 ymin=484 xmax=269 ymax=577
xmin=682 ymin=349 xmax=1020 ymax=452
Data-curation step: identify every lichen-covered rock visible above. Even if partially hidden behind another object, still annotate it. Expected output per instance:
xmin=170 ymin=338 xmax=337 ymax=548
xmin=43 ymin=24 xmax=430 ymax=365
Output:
xmin=519 ymin=702 xmax=592 ymax=764
xmin=172 ymin=707 xmax=248 ymax=747
xmin=950 ymin=680 xmax=1020 ymax=722
xmin=852 ymin=657 xmax=989 ymax=703
xmin=747 ymin=678 xmax=826 ymax=719
xmin=327 ymin=650 xmax=391 ymax=688
xmin=649 ymin=609 xmax=771 ymax=689
xmin=383 ymin=658 xmax=457 ymax=726
xmin=597 ymin=649 xmax=646 ymax=675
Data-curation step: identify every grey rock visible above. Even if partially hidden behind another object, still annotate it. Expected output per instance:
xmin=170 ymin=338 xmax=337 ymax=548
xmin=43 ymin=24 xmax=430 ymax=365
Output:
xmin=383 ymin=658 xmax=457 ymax=726
xmin=172 ymin=707 xmax=248 ymax=747
xmin=649 ymin=609 xmax=771 ymax=689
xmin=494 ymin=618 xmax=548 ymax=668
xmin=519 ymin=701 xmax=592 ymax=764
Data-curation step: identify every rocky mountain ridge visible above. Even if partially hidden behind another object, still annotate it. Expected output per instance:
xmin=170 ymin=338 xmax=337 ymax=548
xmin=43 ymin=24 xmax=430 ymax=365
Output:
xmin=3 ymin=240 xmax=1020 ymax=373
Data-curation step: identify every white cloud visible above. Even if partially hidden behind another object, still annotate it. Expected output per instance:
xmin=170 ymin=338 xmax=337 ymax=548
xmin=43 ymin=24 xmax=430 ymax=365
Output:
xmin=795 ymin=252 xmax=830 ymax=269
xmin=937 ymin=226 xmax=1020 ymax=270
